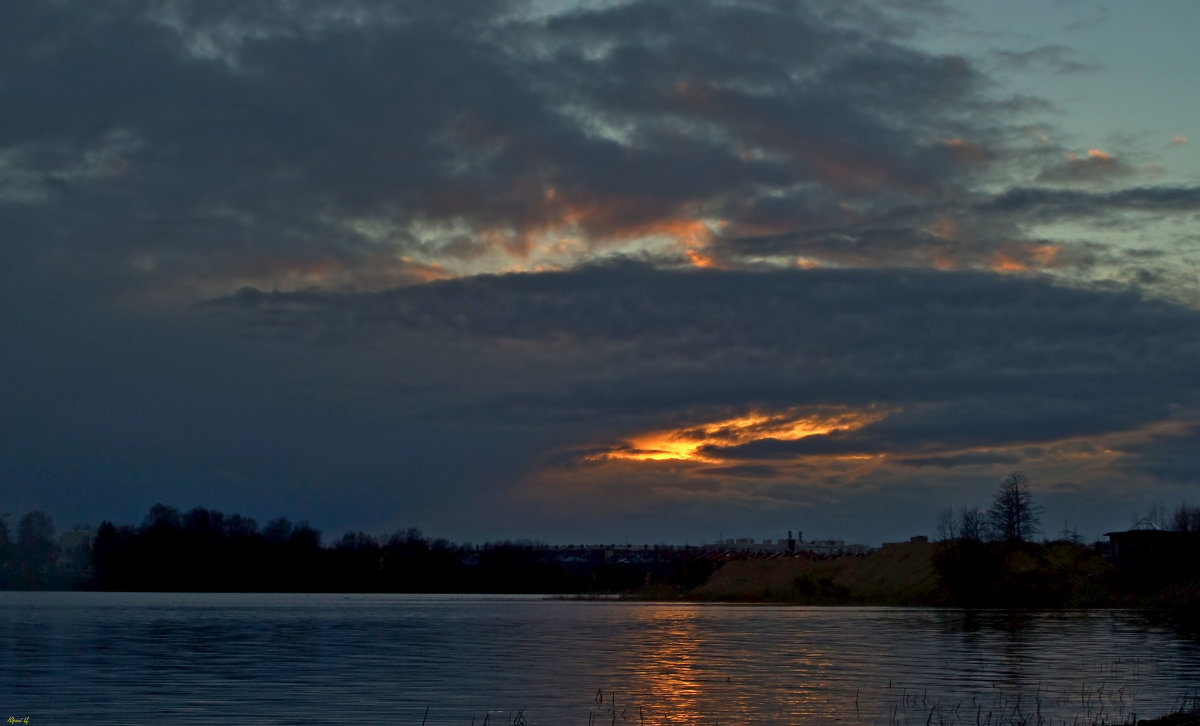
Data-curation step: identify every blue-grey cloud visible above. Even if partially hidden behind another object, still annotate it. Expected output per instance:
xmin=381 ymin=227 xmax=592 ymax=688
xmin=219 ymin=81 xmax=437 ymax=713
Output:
xmin=5 ymin=0 xmax=1200 ymax=545
xmin=210 ymin=264 xmax=1200 ymax=464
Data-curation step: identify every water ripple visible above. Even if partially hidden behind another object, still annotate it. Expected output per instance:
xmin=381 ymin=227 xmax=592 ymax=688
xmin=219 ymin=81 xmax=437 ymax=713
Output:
xmin=1 ymin=593 xmax=1197 ymax=725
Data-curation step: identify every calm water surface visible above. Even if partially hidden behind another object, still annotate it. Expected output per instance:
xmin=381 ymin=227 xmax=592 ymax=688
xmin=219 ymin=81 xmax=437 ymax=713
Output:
xmin=2 ymin=592 xmax=1198 ymax=725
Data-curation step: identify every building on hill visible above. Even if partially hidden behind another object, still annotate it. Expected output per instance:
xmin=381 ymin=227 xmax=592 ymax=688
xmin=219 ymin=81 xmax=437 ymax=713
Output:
xmin=1104 ymin=528 xmax=1197 ymax=567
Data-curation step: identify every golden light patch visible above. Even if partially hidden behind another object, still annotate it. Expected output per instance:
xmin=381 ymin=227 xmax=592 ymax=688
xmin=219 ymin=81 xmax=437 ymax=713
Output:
xmin=592 ymin=408 xmax=890 ymax=464
xmin=539 ymin=237 xmax=584 ymax=256
xmin=991 ymin=253 xmax=1027 ymax=272
xmin=686 ymin=249 xmax=716 ymax=268
xmin=991 ymin=243 xmax=1061 ymax=273
xmin=1064 ymin=149 xmax=1113 ymax=164
xmin=545 ymin=195 xmax=715 ymax=247
xmin=646 ymin=218 xmax=712 ymax=248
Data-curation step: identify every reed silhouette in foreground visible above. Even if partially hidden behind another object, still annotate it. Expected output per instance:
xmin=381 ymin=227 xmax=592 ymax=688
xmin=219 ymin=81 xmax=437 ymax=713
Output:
xmin=409 ymin=685 xmax=1200 ymax=726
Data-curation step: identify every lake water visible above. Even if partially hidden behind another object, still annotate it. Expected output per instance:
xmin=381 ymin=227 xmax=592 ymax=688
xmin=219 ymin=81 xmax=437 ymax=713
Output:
xmin=1 ymin=593 xmax=1198 ymax=725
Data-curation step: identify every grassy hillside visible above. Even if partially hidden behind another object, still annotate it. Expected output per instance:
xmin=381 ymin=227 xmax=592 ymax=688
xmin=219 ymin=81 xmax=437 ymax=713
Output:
xmin=686 ymin=540 xmax=1119 ymax=607
xmin=690 ymin=541 xmax=940 ymax=605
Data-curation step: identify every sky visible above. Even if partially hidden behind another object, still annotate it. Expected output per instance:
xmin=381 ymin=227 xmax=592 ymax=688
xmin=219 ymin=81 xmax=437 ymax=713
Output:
xmin=3 ymin=0 xmax=1200 ymax=547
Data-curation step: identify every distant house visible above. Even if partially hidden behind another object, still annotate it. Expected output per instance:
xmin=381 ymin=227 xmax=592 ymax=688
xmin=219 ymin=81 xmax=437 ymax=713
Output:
xmin=1104 ymin=528 xmax=1199 ymax=572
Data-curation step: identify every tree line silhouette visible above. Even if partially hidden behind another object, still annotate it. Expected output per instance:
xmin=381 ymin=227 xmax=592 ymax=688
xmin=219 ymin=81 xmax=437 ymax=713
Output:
xmin=2 ymin=503 xmax=715 ymax=593
xmin=5 ymin=474 xmax=1198 ymax=604
xmin=0 ymin=509 xmax=83 ymax=589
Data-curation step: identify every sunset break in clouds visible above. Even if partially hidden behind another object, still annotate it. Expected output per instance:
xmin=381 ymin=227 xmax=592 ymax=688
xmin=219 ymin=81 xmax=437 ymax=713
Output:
xmin=4 ymin=0 xmax=1200 ymax=546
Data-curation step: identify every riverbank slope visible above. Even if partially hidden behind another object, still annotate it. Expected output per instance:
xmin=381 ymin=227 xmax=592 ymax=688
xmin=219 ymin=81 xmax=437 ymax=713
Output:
xmin=684 ymin=540 xmax=1158 ymax=607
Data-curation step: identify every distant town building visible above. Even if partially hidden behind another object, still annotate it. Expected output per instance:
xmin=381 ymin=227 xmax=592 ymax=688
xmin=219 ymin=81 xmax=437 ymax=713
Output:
xmin=57 ymin=527 xmax=95 ymax=575
xmin=700 ymin=531 xmax=873 ymax=557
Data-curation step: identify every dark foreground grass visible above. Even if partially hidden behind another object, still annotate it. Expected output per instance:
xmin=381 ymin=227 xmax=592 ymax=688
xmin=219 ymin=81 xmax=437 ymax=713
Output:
xmin=418 ymin=687 xmax=1200 ymax=725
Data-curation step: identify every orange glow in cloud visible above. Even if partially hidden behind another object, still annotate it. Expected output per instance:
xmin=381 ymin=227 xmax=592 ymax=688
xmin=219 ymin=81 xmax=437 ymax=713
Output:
xmin=991 ymin=253 xmax=1027 ymax=272
xmin=479 ymin=227 xmax=535 ymax=259
xmin=660 ymin=219 xmax=711 ymax=248
xmin=559 ymin=207 xmax=719 ymax=262
xmin=991 ymin=243 xmax=1062 ymax=273
xmin=1030 ymin=244 xmax=1060 ymax=266
xmin=592 ymin=408 xmax=890 ymax=464
xmin=1064 ymin=149 xmax=1114 ymax=165
xmin=540 ymin=191 xmax=715 ymax=248
xmin=539 ymin=237 xmax=584 ymax=256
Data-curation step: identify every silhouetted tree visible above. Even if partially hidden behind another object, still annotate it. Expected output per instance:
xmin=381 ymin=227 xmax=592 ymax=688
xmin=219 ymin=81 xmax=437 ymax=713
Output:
xmin=19 ymin=510 xmax=55 ymax=549
xmin=936 ymin=507 xmax=956 ymax=542
xmin=184 ymin=507 xmax=226 ymax=541
xmin=987 ymin=471 xmax=1041 ymax=542
xmin=263 ymin=517 xmax=293 ymax=547
xmin=958 ymin=506 xmax=984 ymax=542
xmin=91 ymin=521 xmax=121 ymax=588
xmin=937 ymin=506 xmax=984 ymax=543
xmin=226 ymin=514 xmax=259 ymax=539
xmin=0 ymin=516 xmax=12 ymax=588
xmin=387 ymin=527 xmax=426 ymax=549
xmin=288 ymin=521 xmax=321 ymax=551
xmin=335 ymin=531 xmax=378 ymax=551
xmin=142 ymin=503 xmax=182 ymax=532
xmin=1171 ymin=503 xmax=1200 ymax=533
xmin=16 ymin=510 xmax=57 ymax=586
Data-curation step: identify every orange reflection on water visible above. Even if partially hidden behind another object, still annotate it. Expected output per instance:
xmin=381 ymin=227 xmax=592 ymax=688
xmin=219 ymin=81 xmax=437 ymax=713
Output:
xmin=623 ymin=606 xmax=725 ymax=724
xmin=622 ymin=605 xmax=846 ymax=725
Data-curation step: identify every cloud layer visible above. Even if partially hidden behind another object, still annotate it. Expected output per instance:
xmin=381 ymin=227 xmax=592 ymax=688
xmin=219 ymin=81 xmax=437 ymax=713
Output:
xmin=5 ymin=0 xmax=1196 ymax=299
xmin=202 ymin=264 xmax=1200 ymax=541
xmin=4 ymin=0 xmax=1200 ymax=543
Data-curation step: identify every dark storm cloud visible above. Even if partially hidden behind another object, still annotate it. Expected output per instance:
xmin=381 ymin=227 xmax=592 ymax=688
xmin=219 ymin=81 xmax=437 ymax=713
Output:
xmin=899 ymin=452 xmax=1025 ymax=469
xmin=697 ymin=465 xmax=784 ymax=479
xmin=2 ymin=0 xmax=547 ymax=287
xmin=210 ymin=264 xmax=1200 ymax=459
xmin=1114 ymin=422 xmax=1200 ymax=482
xmin=977 ymin=186 xmax=1200 ymax=226
xmin=0 ymin=0 xmax=1067 ymax=296
xmin=4 ymin=0 xmax=1194 ymax=299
